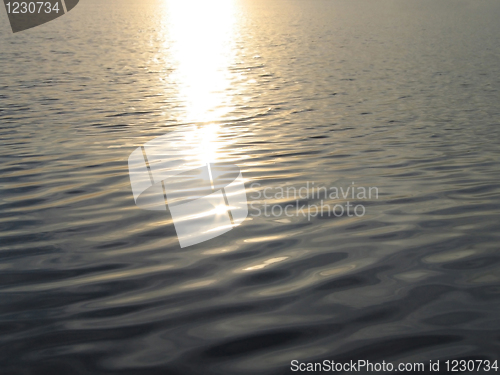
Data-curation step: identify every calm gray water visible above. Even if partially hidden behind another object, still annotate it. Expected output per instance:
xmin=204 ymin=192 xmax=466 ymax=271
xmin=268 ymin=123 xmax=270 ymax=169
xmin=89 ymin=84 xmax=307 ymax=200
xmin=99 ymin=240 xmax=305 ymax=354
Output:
xmin=1 ymin=0 xmax=500 ymax=373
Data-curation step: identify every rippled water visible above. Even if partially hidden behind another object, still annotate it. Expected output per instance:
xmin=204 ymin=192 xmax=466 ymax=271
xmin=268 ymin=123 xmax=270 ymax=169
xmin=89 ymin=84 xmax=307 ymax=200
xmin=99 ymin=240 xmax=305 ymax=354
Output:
xmin=1 ymin=0 xmax=500 ymax=373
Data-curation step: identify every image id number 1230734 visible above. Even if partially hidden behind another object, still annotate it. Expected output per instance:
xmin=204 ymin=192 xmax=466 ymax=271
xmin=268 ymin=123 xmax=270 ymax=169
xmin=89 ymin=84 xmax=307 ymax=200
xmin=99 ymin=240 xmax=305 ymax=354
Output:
xmin=445 ymin=360 xmax=498 ymax=372
xmin=5 ymin=2 xmax=59 ymax=13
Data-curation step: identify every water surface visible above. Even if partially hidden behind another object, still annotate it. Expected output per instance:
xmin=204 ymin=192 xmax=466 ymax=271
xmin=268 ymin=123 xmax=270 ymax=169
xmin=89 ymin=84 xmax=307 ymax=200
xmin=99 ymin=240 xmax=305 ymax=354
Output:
xmin=1 ymin=0 xmax=500 ymax=373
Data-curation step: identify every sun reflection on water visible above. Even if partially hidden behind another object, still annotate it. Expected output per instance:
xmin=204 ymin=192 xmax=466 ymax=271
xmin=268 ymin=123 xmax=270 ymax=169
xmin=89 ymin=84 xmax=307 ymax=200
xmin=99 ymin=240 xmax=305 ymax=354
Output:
xmin=165 ymin=0 xmax=237 ymax=125
xmin=149 ymin=1 xmax=246 ymax=247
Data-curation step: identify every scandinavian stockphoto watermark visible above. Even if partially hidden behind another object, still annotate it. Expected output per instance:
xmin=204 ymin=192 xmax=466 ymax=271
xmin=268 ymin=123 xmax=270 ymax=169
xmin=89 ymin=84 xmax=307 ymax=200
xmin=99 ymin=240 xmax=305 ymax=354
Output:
xmin=128 ymin=129 xmax=248 ymax=248
xmin=248 ymin=181 xmax=379 ymax=220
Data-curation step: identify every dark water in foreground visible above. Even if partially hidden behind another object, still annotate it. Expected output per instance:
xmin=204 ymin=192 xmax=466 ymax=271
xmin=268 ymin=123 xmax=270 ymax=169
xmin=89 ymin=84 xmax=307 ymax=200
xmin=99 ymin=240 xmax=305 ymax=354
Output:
xmin=1 ymin=0 xmax=500 ymax=373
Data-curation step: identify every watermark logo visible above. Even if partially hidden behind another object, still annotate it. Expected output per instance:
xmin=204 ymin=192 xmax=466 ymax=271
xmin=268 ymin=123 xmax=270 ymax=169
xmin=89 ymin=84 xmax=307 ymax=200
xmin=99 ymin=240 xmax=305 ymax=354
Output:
xmin=248 ymin=182 xmax=379 ymax=220
xmin=3 ymin=0 xmax=79 ymax=33
xmin=128 ymin=130 xmax=248 ymax=248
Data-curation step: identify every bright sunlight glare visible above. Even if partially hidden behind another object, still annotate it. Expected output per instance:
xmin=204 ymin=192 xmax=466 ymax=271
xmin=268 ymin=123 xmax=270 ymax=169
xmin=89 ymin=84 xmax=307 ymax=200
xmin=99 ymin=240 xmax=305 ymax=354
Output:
xmin=164 ymin=0 xmax=237 ymax=124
